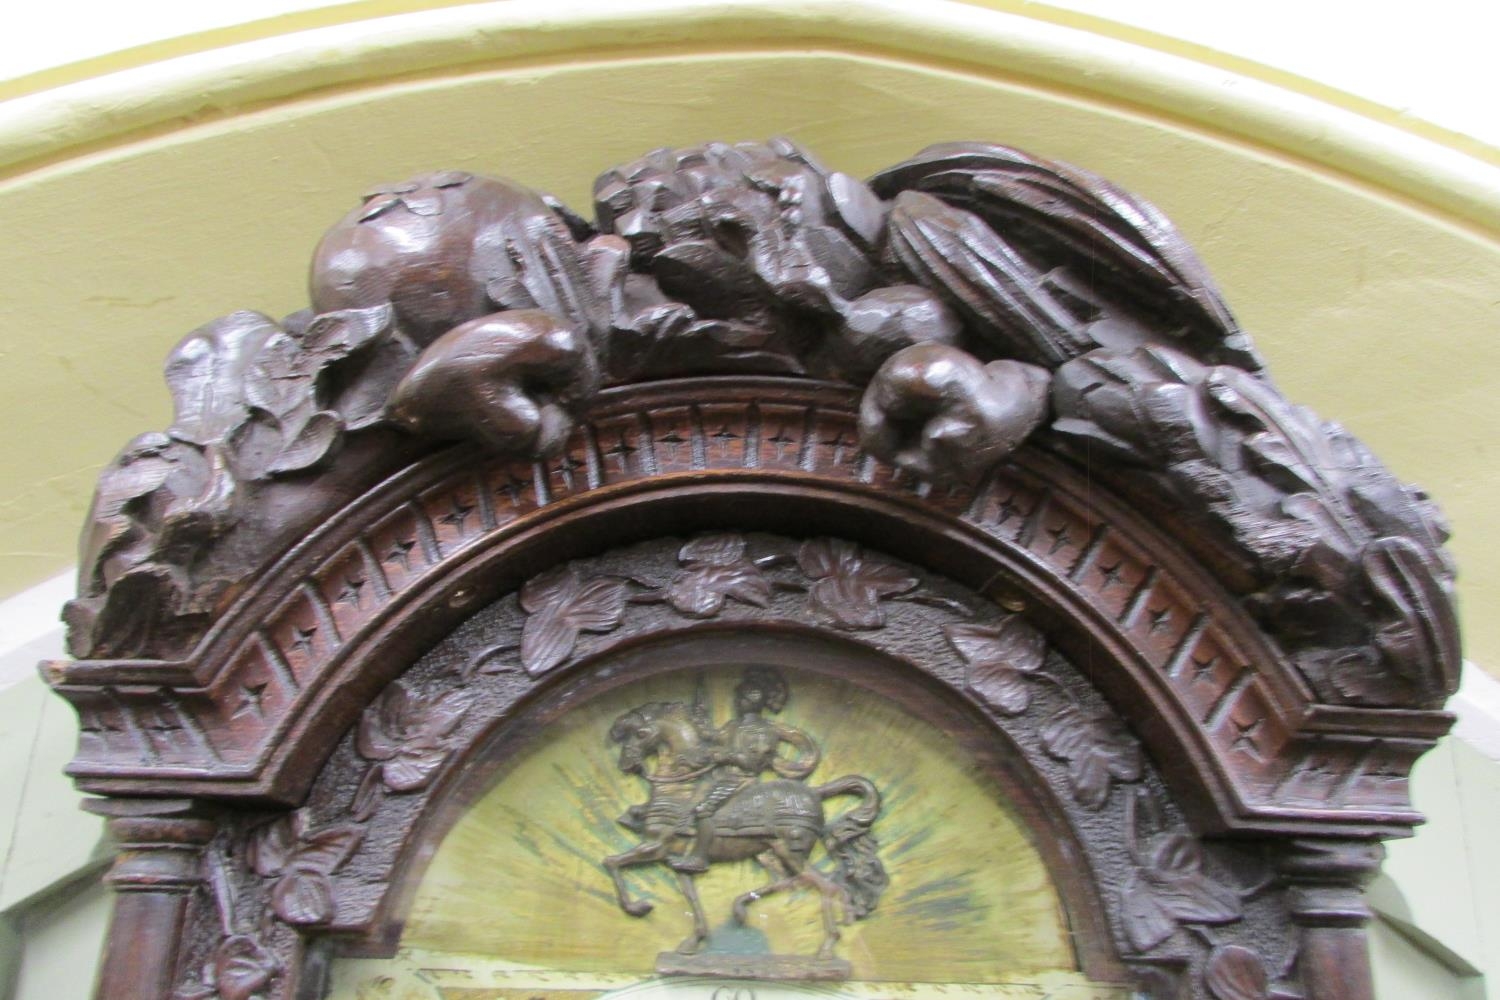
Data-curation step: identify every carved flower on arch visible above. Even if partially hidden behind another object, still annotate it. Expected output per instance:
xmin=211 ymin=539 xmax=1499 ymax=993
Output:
xmin=666 ymin=534 xmax=771 ymax=618
xmin=358 ymin=170 xmax=472 ymax=221
xmin=352 ymin=681 xmax=475 ymax=820
xmin=246 ymin=810 xmax=363 ymax=927
xmin=1039 ymin=703 xmax=1143 ymax=809
xmin=945 ymin=617 xmax=1046 ymax=715
xmin=518 ymin=566 xmax=629 ymax=676
xmin=797 ymin=538 xmax=917 ymax=629
xmin=1120 ymin=791 xmax=1242 ymax=953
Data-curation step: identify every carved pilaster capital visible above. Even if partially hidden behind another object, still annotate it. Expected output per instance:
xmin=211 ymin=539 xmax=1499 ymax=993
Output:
xmin=1276 ymin=838 xmax=1385 ymax=928
xmin=87 ymin=798 xmax=218 ymax=895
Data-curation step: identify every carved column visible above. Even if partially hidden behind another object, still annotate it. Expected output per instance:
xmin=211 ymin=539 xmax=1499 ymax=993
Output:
xmin=90 ymin=799 xmax=216 ymax=1000
xmin=1279 ymin=839 xmax=1386 ymax=1000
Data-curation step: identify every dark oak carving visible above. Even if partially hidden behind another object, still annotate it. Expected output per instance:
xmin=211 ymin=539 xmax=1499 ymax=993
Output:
xmin=46 ymin=138 xmax=1458 ymax=1000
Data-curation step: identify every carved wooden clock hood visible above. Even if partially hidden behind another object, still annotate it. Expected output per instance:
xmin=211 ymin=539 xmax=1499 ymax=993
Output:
xmin=45 ymin=139 xmax=1460 ymax=1000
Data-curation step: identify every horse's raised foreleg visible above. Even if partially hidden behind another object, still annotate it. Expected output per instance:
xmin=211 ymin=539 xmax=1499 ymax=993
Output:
xmin=673 ymin=870 xmax=710 ymax=955
xmin=603 ymin=838 xmax=672 ymax=917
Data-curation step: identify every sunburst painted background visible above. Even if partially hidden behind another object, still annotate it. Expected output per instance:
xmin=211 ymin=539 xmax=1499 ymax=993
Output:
xmin=331 ymin=668 xmax=1093 ymax=994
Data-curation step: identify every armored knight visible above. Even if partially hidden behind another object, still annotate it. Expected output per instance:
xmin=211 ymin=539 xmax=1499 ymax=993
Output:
xmin=670 ymin=666 xmax=820 ymax=873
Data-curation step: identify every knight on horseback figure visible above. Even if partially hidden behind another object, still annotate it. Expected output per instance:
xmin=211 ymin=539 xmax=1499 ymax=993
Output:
xmin=601 ymin=667 xmax=888 ymax=974
xmin=670 ymin=666 xmax=820 ymax=874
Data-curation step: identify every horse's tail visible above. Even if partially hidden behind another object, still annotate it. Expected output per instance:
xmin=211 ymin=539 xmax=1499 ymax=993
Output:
xmin=815 ymin=776 xmax=889 ymax=919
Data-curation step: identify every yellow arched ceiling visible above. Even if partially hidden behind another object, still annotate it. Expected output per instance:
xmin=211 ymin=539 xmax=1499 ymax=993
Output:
xmin=2 ymin=0 xmax=1497 ymax=671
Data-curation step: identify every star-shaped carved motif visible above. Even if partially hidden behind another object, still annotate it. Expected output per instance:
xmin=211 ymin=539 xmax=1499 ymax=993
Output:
xmin=290 ymin=625 xmax=318 ymax=657
xmin=1045 ymin=523 xmax=1075 ymax=555
xmin=553 ymin=454 xmax=585 ymax=492
xmin=820 ymin=431 xmax=854 ymax=466
xmin=710 ymin=426 xmax=740 ymax=458
xmin=658 ymin=430 xmax=687 ymax=461
xmin=603 ymin=433 xmax=637 ymax=472
xmin=1190 ymin=653 xmax=1220 ymax=685
xmin=496 ymin=473 xmax=530 ymax=505
xmin=1098 ymin=560 xmax=1126 ymax=591
xmin=1231 ymin=718 xmax=1264 ymax=761
xmin=335 ymin=576 xmax=366 ymax=608
xmin=232 ymin=682 xmax=269 ymax=720
xmin=995 ymin=495 xmax=1025 ymax=525
xmin=766 ymin=427 xmax=796 ymax=461
xmin=439 ymin=497 xmax=476 ymax=532
xmin=1147 ymin=607 xmax=1173 ymax=634
xmin=385 ymin=537 xmax=417 ymax=571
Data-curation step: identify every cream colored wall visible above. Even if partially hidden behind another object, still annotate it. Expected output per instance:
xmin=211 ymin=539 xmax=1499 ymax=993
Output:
xmin=1 ymin=2 xmax=1496 ymax=998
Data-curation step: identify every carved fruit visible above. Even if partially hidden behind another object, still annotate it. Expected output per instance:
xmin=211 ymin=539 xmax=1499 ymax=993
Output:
xmin=310 ymin=172 xmax=578 ymax=345
xmin=858 ymin=344 xmax=1050 ymax=483
xmin=389 ymin=310 xmax=601 ymax=457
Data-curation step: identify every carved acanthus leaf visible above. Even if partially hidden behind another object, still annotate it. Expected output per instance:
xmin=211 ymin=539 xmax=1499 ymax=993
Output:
xmin=1039 ymin=704 xmax=1143 ymax=810
xmin=1121 ymin=791 xmax=1243 ymax=953
xmin=869 ymin=141 xmax=1257 ymax=370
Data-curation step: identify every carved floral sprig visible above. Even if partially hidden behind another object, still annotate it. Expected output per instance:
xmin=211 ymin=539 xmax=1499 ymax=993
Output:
xmin=1120 ymin=790 xmax=1242 ymax=954
xmin=1039 ymin=704 xmax=1143 ymax=810
xmin=352 ymin=681 xmax=475 ymax=820
xmin=245 ymin=810 xmax=364 ymax=927
xmin=518 ymin=566 xmax=630 ymax=676
xmin=946 ymin=618 xmax=1046 ymax=714
xmin=176 ymin=842 xmax=281 ymax=1000
xmin=946 ymin=616 xmax=1141 ymax=809
xmin=665 ymin=534 xmax=773 ymax=617
xmin=797 ymin=538 xmax=918 ymax=629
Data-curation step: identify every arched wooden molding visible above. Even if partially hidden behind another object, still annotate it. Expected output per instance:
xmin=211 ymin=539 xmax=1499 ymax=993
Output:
xmin=45 ymin=139 xmax=1457 ymax=1000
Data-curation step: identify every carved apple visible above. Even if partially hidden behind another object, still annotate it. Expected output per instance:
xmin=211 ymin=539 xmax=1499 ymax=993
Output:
xmin=310 ymin=171 xmax=577 ymax=345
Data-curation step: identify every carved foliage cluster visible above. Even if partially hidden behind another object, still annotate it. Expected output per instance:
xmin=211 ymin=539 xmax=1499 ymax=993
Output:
xmin=68 ymin=138 xmax=1457 ymax=719
xmin=1052 ymin=347 xmax=1458 ymax=705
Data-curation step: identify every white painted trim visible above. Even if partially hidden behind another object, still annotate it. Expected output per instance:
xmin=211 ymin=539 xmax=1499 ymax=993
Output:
xmin=0 ymin=0 xmax=1496 ymax=230
xmin=0 ymin=571 xmax=71 ymax=692
xmin=1452 ymin=663 xmax=1500 ymax=762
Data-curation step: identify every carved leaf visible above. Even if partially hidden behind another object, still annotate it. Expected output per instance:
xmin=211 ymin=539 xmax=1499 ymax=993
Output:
xmin=945 ymin=618 xmax=1045 ymax=715
xmin=165 ymin=312 xmax=282 ymax=447
xmin=246 ymin=816 xmax=297 ymax=878
xmin=263 ymin=410 xmax=343 ymax=475
xmin=1053 ymin=344 xmax=1457 ymax=706
xmin=679 ymin=533 xmax=748 ymax=566
xmin=247 ymin=812 xmax=362 ymax=879
xmin=883 ymin=191 xmax=1089 ymax=366
xmin=1363 ymin=536 xmax=1461 ymax=698
xmin=1119 ymin=874 xmax=1179 ymax=952
xmin=1142 ymin=834 xmax=1242 ymax=925
xmin=211 ymin=934 xmax=277 ymax=1000
xmin=271 ymin=870 xmax=335 ymax=926
xmin=664 ymin=533 xmax=770 ymax=618
xmin=1204 ymin=945 xmax=1271 ymax=1000
xmin=357 ymin=683 xmax=475 ymax=800
xmin=519 ymin=566 xmax=628 ymax=675
xmin=797 ymin=539 xmax=917 ymax=629
xmin=667 ymin=564 xmax=771 ymax=618
xmin=288 ymin=823 xmax=363 ymax=875
xmin=867 ymin=141 xmax=1252 ymax=367
xmin=1040 ymin=703 xmax=1143 ymax=809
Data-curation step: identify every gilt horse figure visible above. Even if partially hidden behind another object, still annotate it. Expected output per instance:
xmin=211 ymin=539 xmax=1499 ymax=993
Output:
xmin=601 ymin=700 xmax=888 ymax=962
